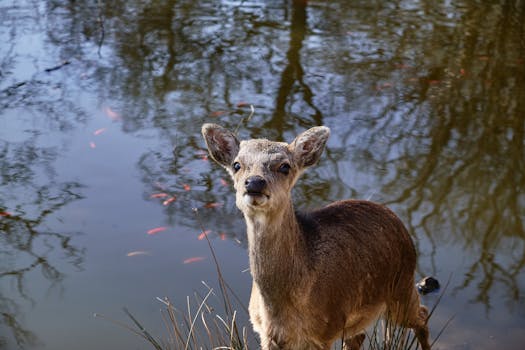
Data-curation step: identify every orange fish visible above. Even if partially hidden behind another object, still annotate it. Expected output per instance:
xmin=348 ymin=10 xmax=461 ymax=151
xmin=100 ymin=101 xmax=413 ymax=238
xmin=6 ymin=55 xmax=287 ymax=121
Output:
xmin=162 ymin=196 xmax=177 ymax=206
xmin=93 ymin=128 xmax=107 ymax=136
xmin=147 ymin=226 xmax=167 ymax=235
xmin=150 ymin=193 xmax=169 ymax=199
xmin=204 ymin=202 xmax=222 ymax=209
xmin=183 ymin=184 xmax=191 ymax=191
xmin=89 ymin=141 xmax=96 ymax=149
xmin=183 ymin=256 xmax=206 ymax=264
xmin=198 ymin=230 xmax=212 ymax=240
xmin=126 ymin=251 xmax=150 ymax=257
xmin=104 ymin=106 xmax=122 ymax=121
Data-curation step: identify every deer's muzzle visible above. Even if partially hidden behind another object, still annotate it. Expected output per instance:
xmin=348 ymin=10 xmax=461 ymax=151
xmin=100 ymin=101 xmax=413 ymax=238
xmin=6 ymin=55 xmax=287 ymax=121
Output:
xmin=243 ymin=176 xmax=268 ymax=206
xmin=244 ymin=176 xmax=267 ymax=194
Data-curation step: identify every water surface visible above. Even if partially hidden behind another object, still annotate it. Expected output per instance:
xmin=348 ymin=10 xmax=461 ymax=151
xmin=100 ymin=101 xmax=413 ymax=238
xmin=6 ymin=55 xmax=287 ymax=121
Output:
xmin=1 ymin=1 xmax=524 ymax=349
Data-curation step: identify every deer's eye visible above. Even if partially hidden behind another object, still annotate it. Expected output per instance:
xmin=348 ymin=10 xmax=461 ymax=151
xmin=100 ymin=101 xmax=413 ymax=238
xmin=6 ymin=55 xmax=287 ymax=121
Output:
xmin=233 ymin=162 xmax=241 ymax=173
xmin=278 ymin=163 xmax=290 ymax=175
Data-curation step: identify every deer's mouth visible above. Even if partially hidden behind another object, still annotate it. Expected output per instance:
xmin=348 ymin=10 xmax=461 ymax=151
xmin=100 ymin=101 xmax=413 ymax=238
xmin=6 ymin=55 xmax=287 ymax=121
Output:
xmin=243 ymin=191 xmax=269 ymax=206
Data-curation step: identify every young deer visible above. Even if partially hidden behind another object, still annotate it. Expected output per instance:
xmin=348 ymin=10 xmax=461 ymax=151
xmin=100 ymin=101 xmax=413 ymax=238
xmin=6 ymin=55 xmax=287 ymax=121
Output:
xmin=202 ymin=124 xmax=430 ymax=350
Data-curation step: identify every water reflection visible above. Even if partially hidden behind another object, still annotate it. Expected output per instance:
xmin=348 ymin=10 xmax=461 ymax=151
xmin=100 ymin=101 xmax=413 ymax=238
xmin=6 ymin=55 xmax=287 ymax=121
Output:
xmin=271 ymin=0 xmax=323 ymax=132
xmin=349 ymin=0 xmax=525 ymax=311
xmin=82 ymin=0 xmax=524 ymax=311
xmin=1 ymin=0 xmax=524 ymax=348
xmin=0 ymin=143 xmax=85 ymax=347
xmin=1 ymin=4 xmax=87 ymax=345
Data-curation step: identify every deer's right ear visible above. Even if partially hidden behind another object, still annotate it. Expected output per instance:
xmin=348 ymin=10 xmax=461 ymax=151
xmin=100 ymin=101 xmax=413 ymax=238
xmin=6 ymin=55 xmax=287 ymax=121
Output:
xmin=202 ymin=124 xmax=240 ymax=168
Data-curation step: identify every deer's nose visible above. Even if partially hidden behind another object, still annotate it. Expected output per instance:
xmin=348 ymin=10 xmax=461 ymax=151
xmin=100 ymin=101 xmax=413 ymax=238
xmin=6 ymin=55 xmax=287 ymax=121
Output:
xmin=244 ymin=176 xmax=267 ymax=194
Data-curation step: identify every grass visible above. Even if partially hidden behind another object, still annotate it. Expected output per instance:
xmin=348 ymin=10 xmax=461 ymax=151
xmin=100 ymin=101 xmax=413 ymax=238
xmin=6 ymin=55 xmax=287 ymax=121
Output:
xmin=364 ymin=288 xmax=453 ymax=350
xmin=96 ymin=209 xmax=451 ymax=349
xmin=96 ymin=286 xmax=250 ymax=350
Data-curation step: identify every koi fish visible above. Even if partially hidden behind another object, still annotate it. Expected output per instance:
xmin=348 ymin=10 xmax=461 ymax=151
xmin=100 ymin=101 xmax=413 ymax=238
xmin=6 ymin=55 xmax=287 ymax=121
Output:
xmin=198 ymin=230 xmax=211 ymax=240
xmin=150 ymin=193 xmax=169 ymax=199
xmin=183 ymin=256 xmax=205 ymax=264
xmin=104 ymin=106 xmax=122 ymax=121
xmin=147 ymin=226 xmax=167 ymax=235
xmin=93 ymin=128 xmax=107 ymax=136
xmin=163 ymin=196 xmax=177 ymax=206
xmin=204 ymin=202 xmax=222 ymax=209
xmin=127 ymin=251 xmax=150 ymax=257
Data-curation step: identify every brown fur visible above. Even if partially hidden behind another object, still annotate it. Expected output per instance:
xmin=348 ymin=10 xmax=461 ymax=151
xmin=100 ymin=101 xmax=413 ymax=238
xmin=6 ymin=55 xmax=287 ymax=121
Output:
xmin=202 ymin=124 xmax=430 ymax=350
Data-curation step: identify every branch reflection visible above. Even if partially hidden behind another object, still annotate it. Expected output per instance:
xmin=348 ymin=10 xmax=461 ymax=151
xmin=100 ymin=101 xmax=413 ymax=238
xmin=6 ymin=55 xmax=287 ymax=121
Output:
xmin=33 ymin=0 xmax=525 ymax=317
xmin=0 ymin=155 xmax=85 ymax=347
xmin=1 ymin=11 xmax=87 ymax=344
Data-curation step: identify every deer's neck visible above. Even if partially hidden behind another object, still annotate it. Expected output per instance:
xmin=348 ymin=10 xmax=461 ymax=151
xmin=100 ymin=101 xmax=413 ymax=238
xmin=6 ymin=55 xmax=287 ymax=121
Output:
xmin=244 ymin=200 xmax=309 ymax=305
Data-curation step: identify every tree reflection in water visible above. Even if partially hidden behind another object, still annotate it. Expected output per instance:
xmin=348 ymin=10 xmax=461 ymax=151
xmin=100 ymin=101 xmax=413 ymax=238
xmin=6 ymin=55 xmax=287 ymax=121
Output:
xmin=0 ymin=141 xmax=85 ymax=346
xmin=1 ymin=9 xmax=87 ymax=345
xmin=53 ymin=0 xmax=521 ymax=314
xmin=351 ymin=1 xmax=525 ymax=311
xmin=0 ymin=0 xmax=524 ymax=348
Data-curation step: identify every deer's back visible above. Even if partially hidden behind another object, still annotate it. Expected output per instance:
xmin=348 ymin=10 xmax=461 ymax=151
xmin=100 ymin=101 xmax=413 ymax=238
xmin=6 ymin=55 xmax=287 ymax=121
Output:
xmin=297 ymin=199 xmax=417 ymax=307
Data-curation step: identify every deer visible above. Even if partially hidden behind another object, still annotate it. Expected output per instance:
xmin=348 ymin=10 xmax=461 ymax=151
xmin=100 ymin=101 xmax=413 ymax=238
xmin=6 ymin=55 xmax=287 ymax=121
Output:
xmin=201 ymin=123 xmax=431 ymax=350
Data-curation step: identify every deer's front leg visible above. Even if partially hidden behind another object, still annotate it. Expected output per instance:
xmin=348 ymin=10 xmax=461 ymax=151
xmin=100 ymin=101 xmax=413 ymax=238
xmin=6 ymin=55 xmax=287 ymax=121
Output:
xmin=249 ymin=282 xmax=272 ymax=348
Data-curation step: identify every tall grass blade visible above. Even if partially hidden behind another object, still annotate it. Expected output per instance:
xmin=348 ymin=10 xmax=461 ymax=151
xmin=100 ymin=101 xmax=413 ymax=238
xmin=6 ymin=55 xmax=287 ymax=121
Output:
xmin=122 ymin=308 xmax=164 ymax=350
xmin=184 ymin=288 xmax=214 ymax=350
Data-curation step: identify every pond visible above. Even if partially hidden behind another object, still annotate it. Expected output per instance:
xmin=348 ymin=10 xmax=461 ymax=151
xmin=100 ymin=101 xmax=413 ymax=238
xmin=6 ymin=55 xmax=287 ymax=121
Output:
xmin=1 ymin=0 xmax=524 ymax=349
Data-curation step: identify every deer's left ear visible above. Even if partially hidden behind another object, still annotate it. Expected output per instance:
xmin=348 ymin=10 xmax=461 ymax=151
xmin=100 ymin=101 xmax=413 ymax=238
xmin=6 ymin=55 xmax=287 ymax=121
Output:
xmin=289 ymin=126 xmax=330 ymax=168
